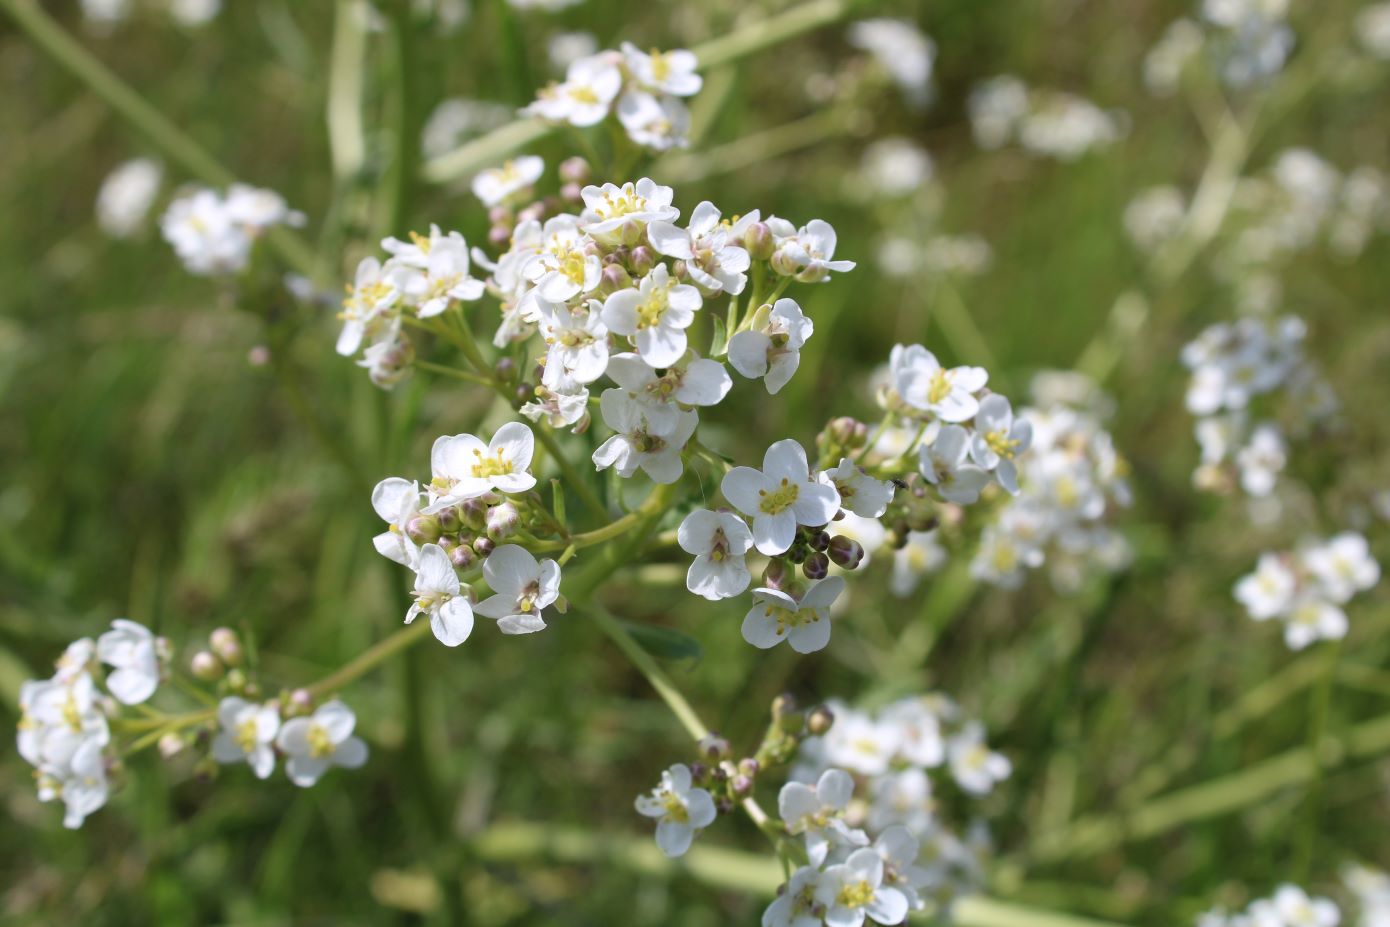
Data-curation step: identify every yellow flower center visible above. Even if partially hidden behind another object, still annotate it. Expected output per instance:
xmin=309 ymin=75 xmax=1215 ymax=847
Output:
xmin=763 ymin=603 xmax=814 ymax=637
xmin=236 ymin=718 xmax=260 ymax=753
xmin=600 ymin=188 xmax=644 ymax=219
xmin=307 ymin=723 xmax=334 ymax=759
xmin=556 ymin=245 xmax=589 ymax=284
xmin=927 ymin=368 xmax=953 ymax=405
xmin=758 ymin=479 xmax=800 ymax=515
xmin=471 ymin=448 xmax=513 ymax=479
xmin=649 ymin=49 xmax=671 ymax=81
xmin=635 ymin=287 xmax=671 ymax=330
xmin=568 ymin=86 xmax=600 ymax=104
xmin=837 ymin=880 xmax=875 ymax=908
xmin=408 ymin=230 xmax=434 ymax=254
xmin=660 ymin=790 xmax=689 ymax=822
xmin=985 ymin=429 xmax=1020 ymax=459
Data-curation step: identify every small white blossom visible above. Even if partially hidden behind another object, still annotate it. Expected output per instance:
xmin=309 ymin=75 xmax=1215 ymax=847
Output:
xmin=580 ymin=177 xmax=679 ymax=239
xmin=634 ymin=763 xmax=717 ymax=857
xmin=96 ymin=157 xmax=162 ymax=238
xmin=677 ymin=509 xmax=753 ymax=600
xmin=605 ymin=351 xmax=731 ymax=432
xmin=96 ymin=619 xmax=160 ymax=705
xmin=919 ymin=425 xmax=992 ymax=505
xmin=970 ymin=394 xmax=1033 ymax=494
xmin=728 ymin=298 xmax=814 ymax=395
xmin=525 ymin=52 xmax=623 ymax=126
xmin=722 ymin=439 xmax=841 ymax=556
xmin=537 ymin=298 xmax=610 ymax=386
xmin=947 ymin=723 xmax=1011 ymax=795
xmin=371 ymin=478 xmax=425 ymax=567
xmin=779 ymin=768 xmax=868 ymax=865
xmin=767 ymin=217 xmax=856 ymax=282
xmin=820 ymin=458 xmax=894 ymax=519
xmin=601 ymin=264 xmax=702 ymax=367
xmin=211 ymin=697 xmax=280 ymax=779
xmin=620 ymin=44 xmax=702 ymax=96
xmin=741 ymin=577 xmax=845 ymax=654
xmin=1234 ymin=553 xmax=1297 ymax=619
xmin=475 ymin=545 xmax=562 ymax=634
xmin=814 ymin=846 xmax=911 ymax=927
xmin=405 ymin=544 xmax=476 ymax=647
xmin=1303 ymin=532 xmax=1380 ymax=604
xmin=471 ymin=156 xmax=544 ymax=207
xmin=591 ymin=389 xmax=697 ymax=483
xmin=616 ymin=91 xmax=691 ymax=151
xmin=275 ymin=700 xmax=369 ymax=787
xmin=647 ymin=202 xmax=753 ymax=295
xmin=427 ymin=422 xmax=537 ymax=511
xmin=889 ymin=344 xmax=988 ymax=422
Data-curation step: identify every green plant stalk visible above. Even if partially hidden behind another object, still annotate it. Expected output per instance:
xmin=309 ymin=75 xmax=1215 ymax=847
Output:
xmin=380 ymin=1 xmax=420 ymax=241
xmin=1296 ymin=638 xmax=1342 ymax=880
xmin=0 ymin=0 xmax=315 ymax=276
xmin=1021 ymin=702 xmax=1390 ymax=865
xmin=419 ymin=0 xmax=871 ymax=184
xmin=327 ymin=0 xmax=369 ymax=181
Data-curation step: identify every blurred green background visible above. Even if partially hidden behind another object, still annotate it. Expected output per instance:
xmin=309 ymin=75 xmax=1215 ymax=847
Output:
xmin=3 ymin=0 xmax=1390 ymax=924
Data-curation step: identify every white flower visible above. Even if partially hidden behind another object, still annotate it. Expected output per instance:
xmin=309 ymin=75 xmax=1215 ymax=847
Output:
xmin=211 ymin=697 xmax=280 ymax=779
xmin=889 ymin=344 xmax=988 ymax=421
xmin=1271 ymin=884 xmax=1340 ymax=927
xmin=1360 ymin=3 xmax=1390 ymax=59
xmin=741 ymin=577 xmax=845 ymax=654
xmin=1235 ymin=553 xmax=1297 ymax=619
xmin=872 ymin=826 xmax=931 ymax=913
xmin=399 ymin=228 xmax=486 ymax=317
xmin=620 ymin=44 xmax=702 ymax=96
xmin=96 ymin=157 xmax=162 ymax=238
xmin=634 ymin=763 xmax=717 ymax=857
xmin=616 ymin=91 xmax=691 ymax=151
xmin=50 ymin=738 xmax=109 ymax=830
xmin=275 ymin=700 xmax=369 ymax=787
xmin=767 ymin=217 xmax=856 ymax=282
xmin=677 ymin=509 xmax=753 ymax=600
xmin=580 ymin=177 xmax=679 ymax=239
xmin=882 ymin=697 xmax=945 ymax=767
xmin=475 ymin=544 xmax=562 ymax=634
xmin=970 ymin=394 xmax=1033 ymax=493
xmin=224 ymin=183 xmax=303 ymax=230
xmin=96 ymin=619 xmax=160 ymax=705
xmin=1283 ymin=597 xmax=1348 ymax=650
xmin=779 ymin=768 xmax=868 ymax=865
xmin=591 ymin=389 xmax=698 ymax=483
xmin=848 ymin=18 xmax=935 ymax=107
xmin=537 ymin=298 xmax=610 ymax=386
xmin=814 ymin=846 xmax=911 ymax=927
xmin=762 ymin=866 xmax=823 ymax=927
xmin=371 ymin=477 xmax=425 ymax=568
xmin=161 ymin=188 xmax=248 ymax=275
xmin=728 ymin=298 xmax=814 ymax=395
xmin=338 ymin=256 xmax=404 ymax=356
xmin=1235 ymin=423 xmax=1286 ymax=496
xmin=868 ymin=768 xmax=934 ymax=836
xmin=1303 ymin=532 xmax=1380 ymax=604
xmin=647 ymin=202 xmax=753 ymax=295
xmin=919 ymin=425 xmax=993 ymax=505
xmin=723 ymin=439 xmax=841 ymax=555
xmin=948 ymin=723 xmax=1011 ymax=795
xmin=523 ymin=215 xmax=603 ymax=303
xmin=520 ymin=384 xmax=590 ymax=429
xmin=471 ymin=156 xmax=544 ymax=207
xmin=525 ymin=52 xmax=623 ymax=126
xmin=891 ymin=530 xmax=946 ymax=597
xmin=820 ymin=458 xmax=894 ymax=519
xmin=404 ymin=544 xmax=476 ymax=647
xmin=601 ymin=264 xmax=703 ymax=369
xmin=605 ymin=351 xmax=731 ymax=433
xmin=820 ymin=707 xmax=899 ymax=776
xmin=427 ymin=422 xmax=537 ymax=511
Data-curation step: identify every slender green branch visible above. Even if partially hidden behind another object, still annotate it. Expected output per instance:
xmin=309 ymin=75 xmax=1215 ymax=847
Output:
xmin=589 ymin=603 xmax=708 ymax=741
xmin=306 ymin=619 xmax=434 ymax=698
xmin=0 ymin=0 xmax=315 ymax=275
xmin=415 ymin=359 xmax=494 ymax=386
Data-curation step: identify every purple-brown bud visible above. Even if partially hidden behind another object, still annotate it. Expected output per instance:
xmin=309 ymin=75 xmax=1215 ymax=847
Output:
xmin=828 ymin=535 xmax=865 ymax=569
xmin=802 ymin=551 xmax=830 ymax=580
xmin=807 ymin=704 xmax=835 ymax=735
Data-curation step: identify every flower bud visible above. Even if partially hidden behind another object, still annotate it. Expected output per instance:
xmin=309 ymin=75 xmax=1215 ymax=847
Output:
xmin=807 ymin=704 xmax=835 ymax=735
xmin=802 ymin=551 xmax=829 ymax=580
xmin=738 ymin=757 xmax=760 ymax=778
xmin=406 ymin=514 xmax=443 ymax=544
xmin=827 ymin=535 xmax=865 ymax=570
xmin=225 ymin=668 xmax=247 ymax=693
xmin=487 ymin=206 xmax=511 ymax=225
xmin=688 ymin=760 xmax=707 ymax=782
xmin=731 ymin=774 xmax=754 ymax=797
xmin=808 ymin=529 xmax=831 ymax=552
xmin=762 ymin=559 xmax=790 ymax=590
xmin=619 ymin=219 xmax=643 ymax=248
xmin=770 ymin=247 xmax=801 ymax=277
xmin=450 ymin=543 xmax=477 ymax=570
xmin=210 ymin=628 xmax=242 ymax=667
xmin=515 ymin=383 xmax=535 ymax=404
xmin=716 ymin=796 xmax=735 ymax=815
xmin=771 ymin=692 xmax=798 ymax=723
xmin=559 ymin=156 xmax=590 ymax=184
xmin=560 ymin=181 xmax=582 ymax=202
xmin=517 ymin=202 xmax=546 ymax=225
xmin=628 ymin=245 xmax=656 ymax=276
xmin=495 ymin=356 xmax=517 ymax=382
xmin=698 ymin=733 xmax=731 ymax=761
xmin=785 ymin=544 xmax=808 ymax=565
xmin=289 ymin=688 xmax=314 ymax=714
xmin=486 ymin=502 xmax=520 ymax=541
xmin=825 ymin=416 xmax=867 ymax=450
xmin=473 ymin=536 xmax=495 ymax=557
xmin=190 ymin=650 xmax=223 ymax=681
xmin=461 ymin=498 xmax=489 ymax=531
xmin=155 ymin=636 xmax=174 ymax=661
xmin=488 ymin=224 xmax=512 ymax=247
xmin=242 ymin=680 xmax=261 ymax=699
xmin=158 ymin=732 xmax=185 ymax=759
xmin=744 ymin=221 xmax=774 ymax=261
xmin=672 ymin=259 xmax=688 ymax=280
xmin=600 ymin=263 xmax=633 ymax=295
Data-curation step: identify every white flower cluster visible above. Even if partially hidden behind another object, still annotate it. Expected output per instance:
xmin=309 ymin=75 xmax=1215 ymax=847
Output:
xmin=972 ymin=375 xmax=1132 ymax=592
xmin=1196 ymin=884 xmax=1339 ymax=927
xmin=17 ymin=620 xmax=163 ymax=829
xmin=1144 ymin=0 xmax=1293 ymax=95
xmin=160 ymin=184 xmax=305 ymax=276
xmin=211 ymin=697 xmax=368 ymax=787
xmin=968 ymin=75 xmax=1126 ymax=161
xmin=1182 ymin=314 xmax=1336 ymax=497
xmin=524 ymin=45 xmax=701 ymax=151
xmin=1234 ymin=532 xmax=1380 ymax=650
xmin=786 ymin=695 xmax=1008 ymax=920
xmin=96 ymin=157 xmax=163 ymax=239
xmin=1225 ymin=149 xmax=1390 ymax=267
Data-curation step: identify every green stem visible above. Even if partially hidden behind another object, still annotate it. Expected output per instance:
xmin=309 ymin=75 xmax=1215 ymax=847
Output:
xmin=415 ymin=359 xmax=494 ymax=386
xmin=0 ymin=0 xmax=314 ymax=275
xmin=589 ymin=603 xmax=708 ymax=741
xmin=1296 ymin=638 xmax=1342 ymax=880
xmin=380 ymin=0 xmax=419 ymax=240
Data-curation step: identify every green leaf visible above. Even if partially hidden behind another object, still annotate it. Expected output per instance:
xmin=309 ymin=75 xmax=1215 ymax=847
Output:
xmin=708 ymin=315 xmax=728 ymax=357
xmin=619 ymin=621 xmax=703 ymax=663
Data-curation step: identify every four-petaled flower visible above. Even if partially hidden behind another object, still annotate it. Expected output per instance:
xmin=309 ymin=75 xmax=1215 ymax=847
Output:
xmin=722 ymin=439 xmax=841 ymax=555
xmin=602 ymin=264 xmax=702 ymax=368
xmin=475 ymin=545 xmax=562 ymax=635
xmin=96 ymin=619 xmax=160 ymax=706
xmin=211 ymin=697 xmax=280 ymax=779
xmin=405 ymin=544 xmax=476 ymax=647
xmin=742 ymin=577 xmax=846 ymax=654
xmin=275 ymin=701 xmax=369 ymax=787
xmin=427 ymin=422 xmax=537 ymax=512
xmin=677 ymin=509 xmax=754 ymax=600
xmin=635 ymin=763 xmax=717 ymax=857
xmin=728 ymin=298 xmax=814 ymax=395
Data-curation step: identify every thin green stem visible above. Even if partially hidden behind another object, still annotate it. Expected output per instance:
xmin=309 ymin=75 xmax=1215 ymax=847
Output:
xmin=1296 ymin=638 xmax=1342 ymax=880
xmin=415 ymin=359 xmax=494 ymax=386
